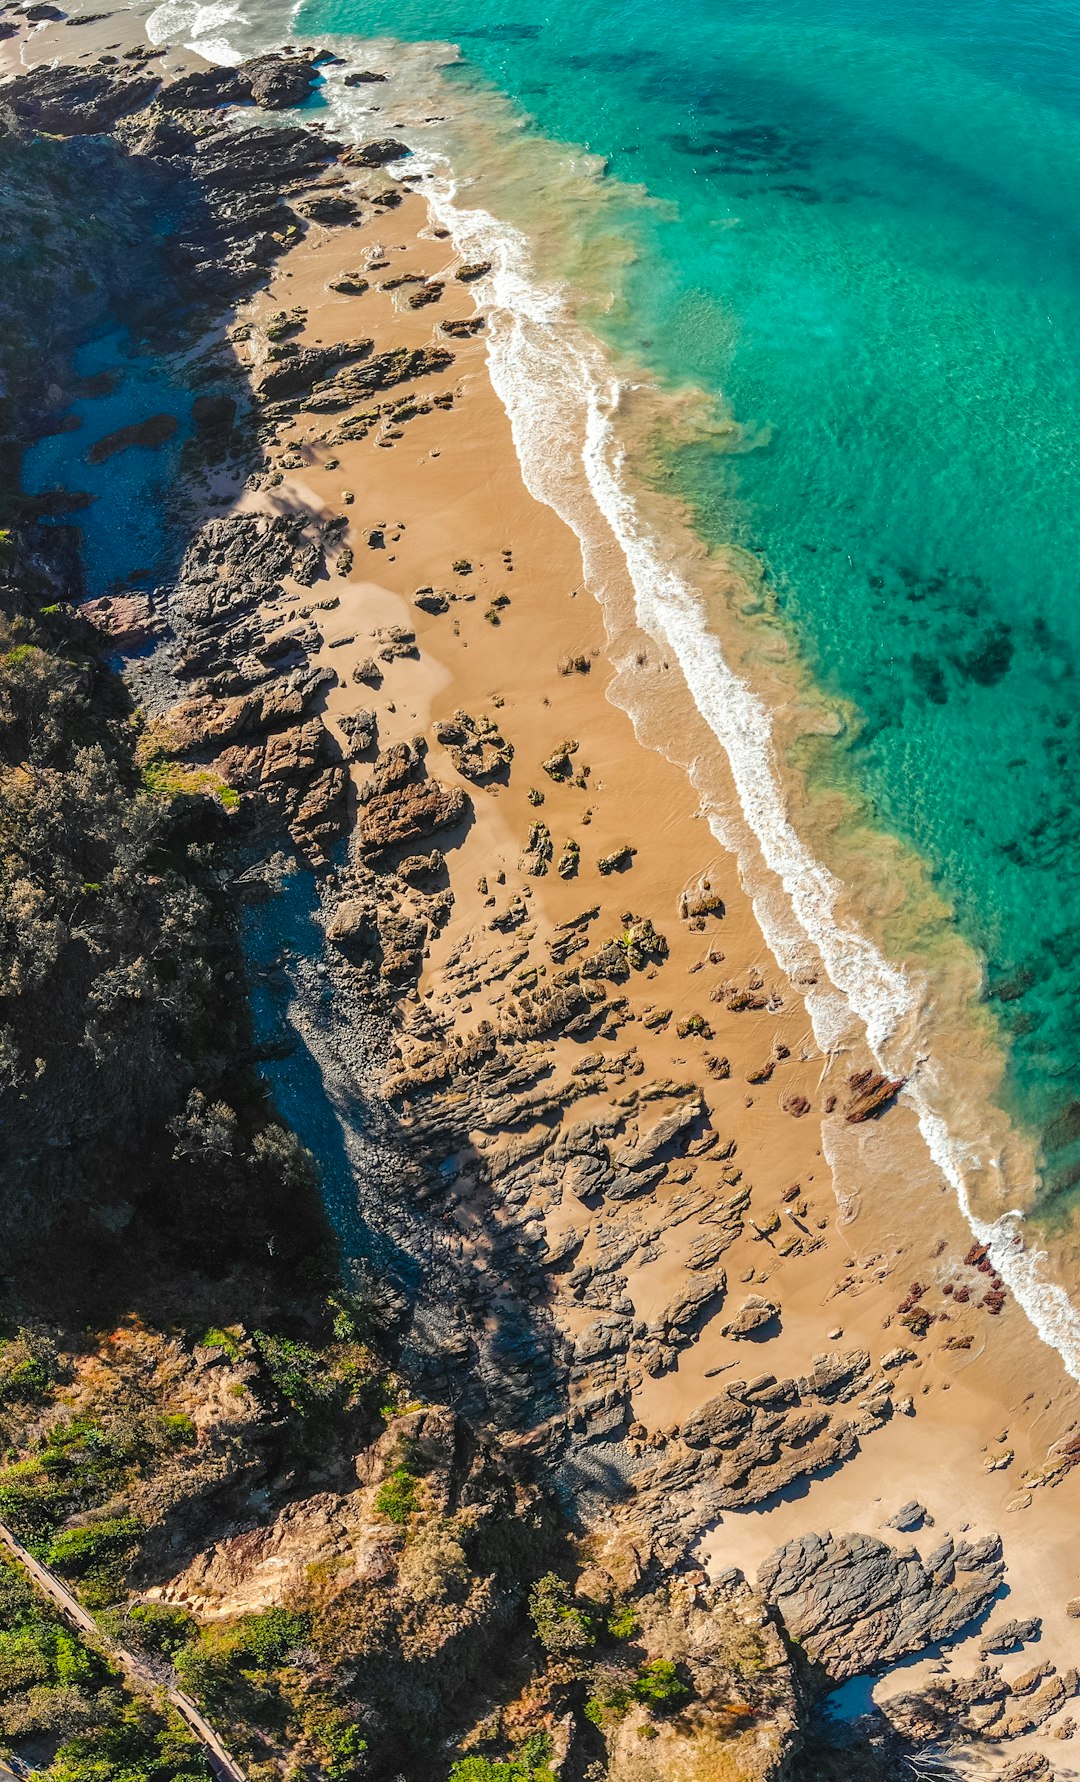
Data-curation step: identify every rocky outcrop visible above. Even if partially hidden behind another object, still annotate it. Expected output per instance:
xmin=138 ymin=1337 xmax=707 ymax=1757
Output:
xmin=722 ymin=1294 xmax=780 ymax=1339
xmin=154 ymin=513 xmax=350 ymax=857
xmin=159 ymin=51 xmax=323 ymax=112
xmin=433 ymin=710 xmax=513 ymax=781
xmin=3 ymin=63 xmax=160 ymax=133
xmin=844 ymin=1069 xmax=905 ymax=1123
xmin=357 ymin=740 xmax=468 ymax=854
xmin=887 ymin=1652 xmax=1079 ymax=1744
xmin=631 ymin=1352 xmax=895 ymax=1551
xmin=758 ymin=1527 xmax=1004 ymax=1682
xmin=81 ymin=591 xmax=160 ymax=649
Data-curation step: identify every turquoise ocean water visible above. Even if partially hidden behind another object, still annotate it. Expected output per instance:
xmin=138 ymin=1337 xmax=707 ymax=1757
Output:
xmin=291 ymin=0 xmax=1080 ymax=1205
xmin=141 ymin=0 xmax=1080 ymax=1356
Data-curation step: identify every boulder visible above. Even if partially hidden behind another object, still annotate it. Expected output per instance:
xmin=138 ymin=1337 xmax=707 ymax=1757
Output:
xmin=884 ymin=1500 xmax=930 ymax=1533
xmin=722 ymin=1295 xmax=780 ymax=1340
xmin=80 ymin=592 xmax=156 ymax=649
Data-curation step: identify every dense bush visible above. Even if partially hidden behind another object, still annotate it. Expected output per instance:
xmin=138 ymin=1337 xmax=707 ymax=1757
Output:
xmin=0 ymin=1556 xmax=209 ymax=1780
xmin=0 ymin=544 xmax=331 ymax=1326
xmin=527 ymin=1573 xmax=595 ymax=1656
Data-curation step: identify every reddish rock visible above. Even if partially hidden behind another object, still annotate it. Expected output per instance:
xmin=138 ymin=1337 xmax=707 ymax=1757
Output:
xmin=844 ymin=1069 xmax=904 ymax=1123
xmin=358 ymin=779 xmax=466 ymax=853
xmin=80 ymin=592 xmax=156 ymax=648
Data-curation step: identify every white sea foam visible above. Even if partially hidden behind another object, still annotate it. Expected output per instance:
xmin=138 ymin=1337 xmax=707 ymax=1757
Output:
xmin=145 ymin=0 xmax=248 ymax=61
xmin=395 ymin=127 xmax=1080 ymax=1386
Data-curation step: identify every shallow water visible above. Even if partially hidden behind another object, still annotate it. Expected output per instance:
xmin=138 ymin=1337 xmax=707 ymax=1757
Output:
xmin=23 ymin=328 xmax=195 ymax=597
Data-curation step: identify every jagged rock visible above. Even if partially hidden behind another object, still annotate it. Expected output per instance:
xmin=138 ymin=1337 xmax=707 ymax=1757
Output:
xmin=414 ymin=586 xmax=450 ymax=614
xmin=343 ymin=138 xmax=411 ymax=167
xmin=325 ymin=895 xmax=376 ymax=950
xmin=244 ymin=52 xmax=323 ymax=106
xmin=378 ymin=907 xmax=429 ymax=982
xmin=657 ymin=1273 xmax=726 ymax=1335
xmin=680 ymin=887 xmax=725 ymax=919
xmin=297 ymin=190 xmax=362 ymax=225
xmin=682 ymin=1392 xmax=755 ymax=1449
xmin=581 ymin=940 xmax=630 ymax=983
xmin=161 ymin=52 xmax=322 ymax=112
xmin=759 ymin=1528 xmax=1005 ymax=1682
xmin=329 ymin=273 xmax=370 ymax=296
xmin=3 ymin=63 xmax=159 ymax=133
xmin=255 ymin=337 xmax=372 ymax=400
xmin=621 ymin=915 xmax=668 ymax=968
xmin=303 ymin=344 xmax=453 ymax=412
xmin=357 ymin=743 xmax=467 ymax=852
xmin=884 ymin=1500 xmax=930 ymax=1532
xmin=979 ymin=1616 xmax=1041 ymax=1656
xmin=722 ymin=1295 xmax=780 ymax=1339
xmin=598 ymin=845 xmax=636 ymax=875
xmin=881 ymin=1346 xmax=917 ymax=1371
xmin=612 ymin=1099 xmax=701 ymax=1171
xmin=498 ymin=982 xmax=588 ymax=1042
xmin=433 ymin=711 xmax=512 ymax=781
xmin=803 ymin=1349 xmax=871 ymax=1401
xmin=80 ymin=592 xmax=158 ymax=648
xmin=338 ymin=708 xmax=377 ymax=757
xmin=845 ymin=1069 xmax=904 ymax=1123
xmin=397 ymin=851 xmax=445 ymax=887
xmin=375 ymin=625 xmax=417 ymax=662
xmin=86 ymin=412 xmax=178 ymax=463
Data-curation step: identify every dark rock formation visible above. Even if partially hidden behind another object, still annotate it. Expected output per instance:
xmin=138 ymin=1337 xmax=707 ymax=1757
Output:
xmin=759 ymin=1528 xmax=1004 ymax=1682
xmin=2 ymin=63 xmax=160 ymax=133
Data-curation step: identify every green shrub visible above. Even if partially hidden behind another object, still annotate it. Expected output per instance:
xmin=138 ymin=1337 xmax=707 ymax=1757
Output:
xmin=303 ymin=1699 xmax=369 ymax=1780
xmin=46 ymin=1696 xmax=211 ymax=1781
xmin=254 ymin=1331 xmax=337 ymax=1419
xmin=0 ymin=1457 xmax=73 ymax=1545
xmin=584 ymin=1683 xmax=632 ymax=1727
xmin=115 ymin=1602 xmax=196 ymax=1662
xmin=374 ymin=1465 xmax=420 ymax=1525
xmin=447 ymin=1760 xmax=542 ymax=1782
xmin=527 ymin=1573 xmax=595 ymax=1655
xmin=0 ymin=1330 xmax=58 ymax=1406
xmin=199 ymin=1327 xmax=244 ymax=1361
xmin=232 ymin=1607 xmax=311 ymax=1668
xmin=47 ymin=1516 xmax=140 ymax=1577
xmin=632 ymin=1658 xmax=690 ymax=1712
xmin=159 ymin=1412 xmax=197 ymax=1447
xmin=606 ymin=1602 xmax=639 ymax=1640
xmin=175 ymin=1606 xmax=311 ymax=1707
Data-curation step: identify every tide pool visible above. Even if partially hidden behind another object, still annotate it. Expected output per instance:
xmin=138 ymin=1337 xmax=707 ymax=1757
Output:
xmin=23 ymin=328 xmax=195 ymax=598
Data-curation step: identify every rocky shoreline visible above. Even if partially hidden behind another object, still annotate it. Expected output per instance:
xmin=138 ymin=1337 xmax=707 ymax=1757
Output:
xmin=2 ymin=18 xmax=1079 ymax=1782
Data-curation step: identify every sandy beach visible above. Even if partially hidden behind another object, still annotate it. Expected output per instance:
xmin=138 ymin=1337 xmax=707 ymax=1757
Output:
xmin=6 ymin=4 xmax=1080 ymax=1768
xmin=233 ymin=136 xmax=1080 ymax=1718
